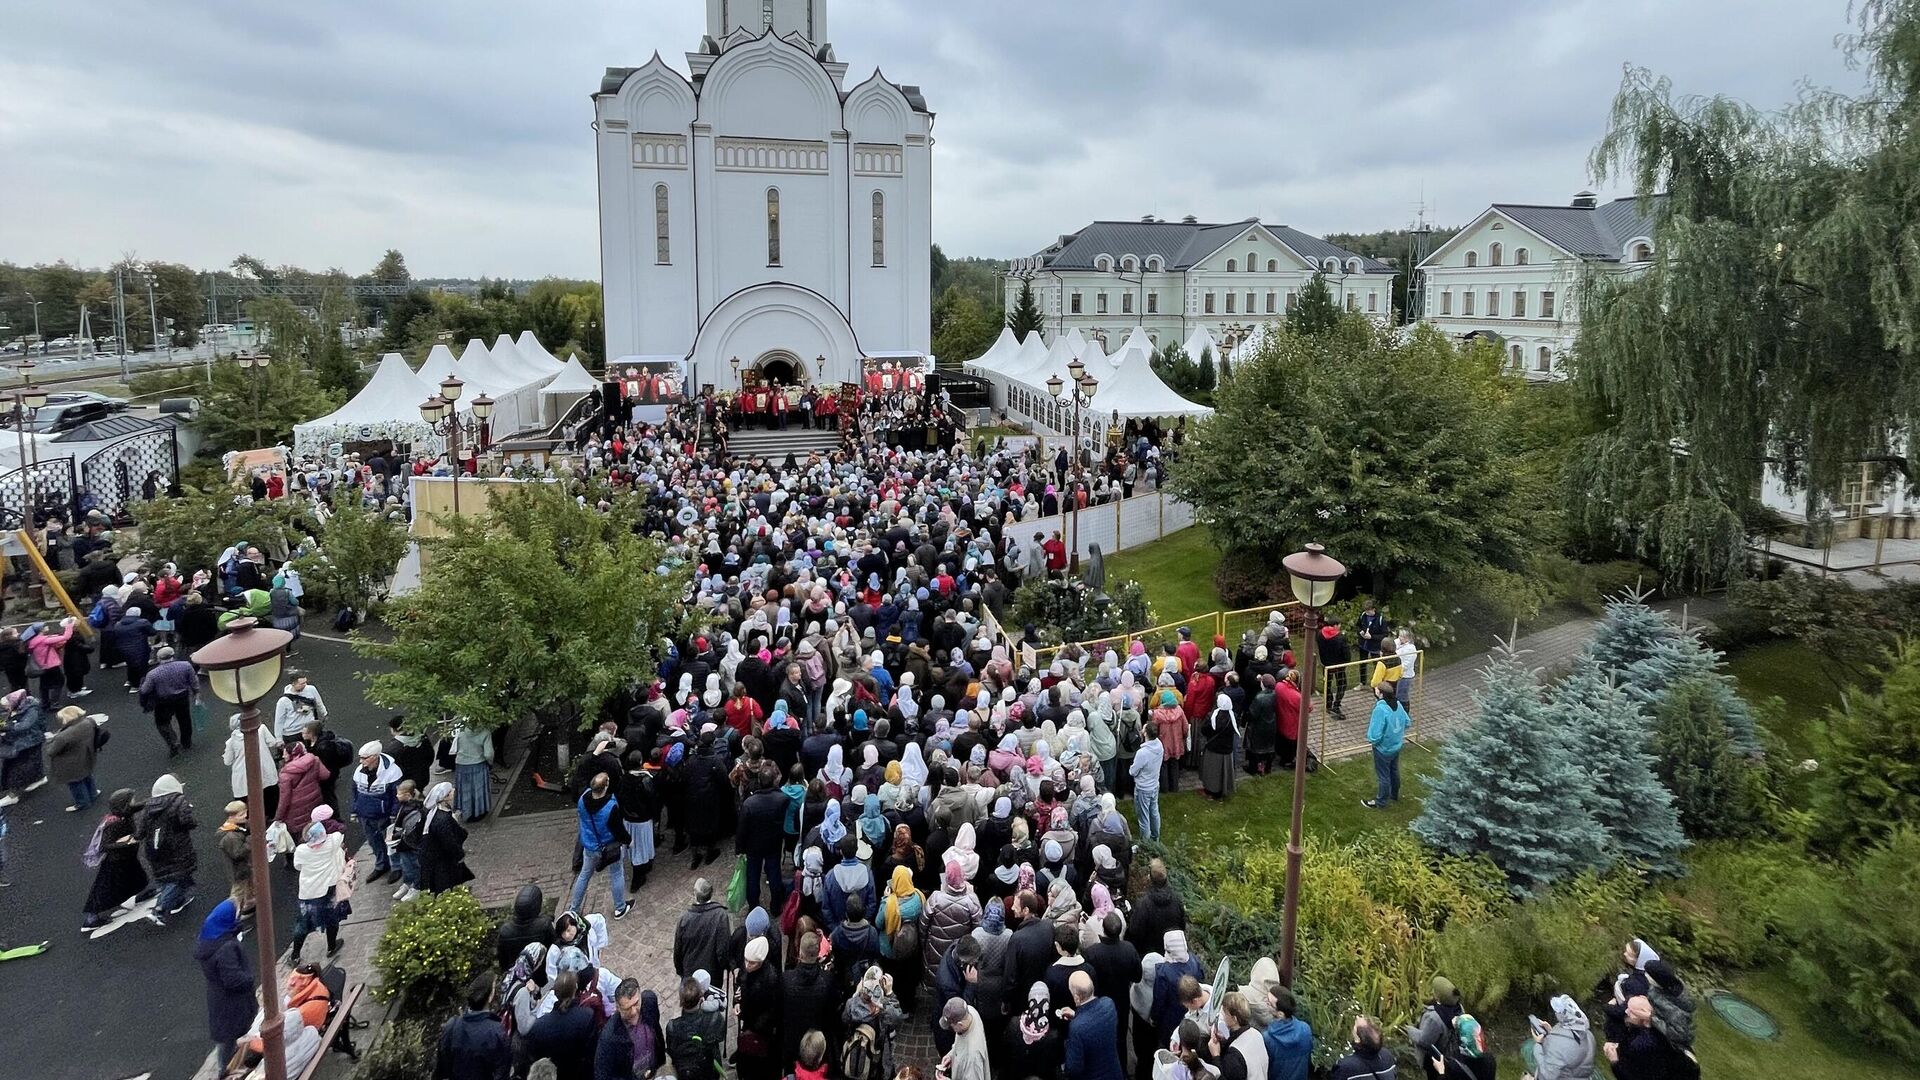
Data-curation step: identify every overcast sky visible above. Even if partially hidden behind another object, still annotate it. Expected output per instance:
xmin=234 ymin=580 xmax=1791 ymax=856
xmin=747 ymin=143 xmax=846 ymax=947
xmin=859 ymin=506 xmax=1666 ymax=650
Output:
xmin=0 ymin=0 xmax=1867 ymax=279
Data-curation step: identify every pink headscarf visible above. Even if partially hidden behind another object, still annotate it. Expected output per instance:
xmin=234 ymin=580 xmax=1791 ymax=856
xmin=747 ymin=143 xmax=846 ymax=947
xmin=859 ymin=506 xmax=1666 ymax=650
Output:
xmin=943 ymin=860 xmax=967 ymax=893
xmin=1090 ymin=880 xmax=1115 ymax=919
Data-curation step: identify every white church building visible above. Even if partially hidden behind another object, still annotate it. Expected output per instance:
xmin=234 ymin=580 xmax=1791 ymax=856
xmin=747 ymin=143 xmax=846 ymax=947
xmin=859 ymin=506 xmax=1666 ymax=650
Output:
xmin=592 ymin=0 xmax=932 ymax=390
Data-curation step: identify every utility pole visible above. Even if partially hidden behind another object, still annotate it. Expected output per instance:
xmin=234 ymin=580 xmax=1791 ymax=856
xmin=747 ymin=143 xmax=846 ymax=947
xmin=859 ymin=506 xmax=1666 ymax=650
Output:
xmin=114 ymin=270 xmax=129 ymax=376
xmin=22 ymin=292 xmax=41 ymax=354
xmin=146 ymin=273 xmax=169 ymax=373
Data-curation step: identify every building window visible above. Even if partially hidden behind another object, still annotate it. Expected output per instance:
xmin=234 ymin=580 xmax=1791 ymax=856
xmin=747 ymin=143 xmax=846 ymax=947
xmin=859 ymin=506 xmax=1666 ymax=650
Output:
xmin=1122 ymin=293 xmax=1133 ymax=314
xmin=1515 ymin=248 xmax=1529 ymax=265
xmin=1465 ymin=251 xmax=1478 ymax=267
xmin=766 ymin=188 xmax=781 ymax=265
xmin=1441 ymin=290 xmax=1452 ymax=315
xmin=1225 ymin=292 xmax=1236 ymax=313
xmin=1247 ymin=251 xmax=1257 ymax=272
xmin=1489 ymin=243 xmax=1503 ymax=266
xmin=1462 ymin=291 xmax=1475 ymax=315
xmin=1536 ymin=346 xmax=1552 ymax=373
xmin=1512 ymin=290 xmax=1526 ymax=317
xmin=1346 ymin=293 xmax=1358 ymax=311
xmin=1632 ymin=242 xmax=1653 ymax=261
xmin=1286 ymin=291 xmax=1298 ymax=312
xmin=1122 ymin=255 xmax=1136 ymax=271
xmin=1540 ymin=290 xmax=1556 ymax=318
xmin=870 ymin=191 xmax=885 ymax=266
xmin=1226 ymin=259 xmax=1237 ymax=272
xmin=1241 ymin=292 xmax=1252 ymax=313
xmin=1511 ymin=344 xmax=1523 ymax=367
xmin=1368 ymin=291 xmax=1378 ymax=312
xmin=1205 ymin=293 xmax=1216 ymax=314
xmin=762 ymin=0 xmax=775 ymax=27
xmin=1267 ymin=259 xmax=1277 ymax=272
xmin=1071 ymin=293 xmax=1082 ymax=314
xmin=1486 ymin=290 xmax=1500 ymax=317
xmin=1097 ymin=293 xmax=1108 ymax=314
xmin=1265 ymin=292 xmax=1276 ymax=314
xmin=1147 ymin=292 xmax=1158 ymax=314
xmin=654 ymin=184 xmax=670 ymax=264
xmin=1095 ymin=255 xmax=1111 ymax=271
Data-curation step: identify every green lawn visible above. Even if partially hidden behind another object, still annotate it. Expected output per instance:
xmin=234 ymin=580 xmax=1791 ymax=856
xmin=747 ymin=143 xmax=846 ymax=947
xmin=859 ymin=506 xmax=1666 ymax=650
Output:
xmin=1690 ymin=968 xmax=1914 ymax=1080
xmin=1724 ymin=639 xmax=1853 ymax=763
xmin=1151 ymin=744 xmax=1440 ymax=850
xmin=1107 ymin=527 xmax=1224 ymax=623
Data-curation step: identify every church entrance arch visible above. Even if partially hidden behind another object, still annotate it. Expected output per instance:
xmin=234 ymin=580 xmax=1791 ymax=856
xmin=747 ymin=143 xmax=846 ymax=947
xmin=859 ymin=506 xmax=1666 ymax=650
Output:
xmin=756 ymin=350 xmax=806 ymax=386
xmin=691 ymin=283 xmax=863 ymax=391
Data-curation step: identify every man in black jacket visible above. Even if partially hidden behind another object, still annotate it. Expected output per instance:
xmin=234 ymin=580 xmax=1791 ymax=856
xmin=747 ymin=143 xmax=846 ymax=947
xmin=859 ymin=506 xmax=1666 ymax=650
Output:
xmin=736 ymin=775 xmax=789 ymax=910
xmin=383 ymin=715 xmax=434 ymax=791
xmin=522 ymin=971 xmax=597 ymax=1080
xmin=673 ymin=877 xmax=733 ymax=982
xmin=1126 ymin=860 xmax=1187 ymax=956
xmin=495 ymin=885 xmax=555 ymax=972
xmin=779 ymin=931 xmax=840 ymax=1069
xmin=681 ymin=730 xmax=731 ymax=868
xmin=1084 ymin=912 xmax=1142 ymax=1062
xmin=1002 ymin=889 xmax=1057 ymax=998
xmin=435 ymin=975 xmax=512 ymax=1080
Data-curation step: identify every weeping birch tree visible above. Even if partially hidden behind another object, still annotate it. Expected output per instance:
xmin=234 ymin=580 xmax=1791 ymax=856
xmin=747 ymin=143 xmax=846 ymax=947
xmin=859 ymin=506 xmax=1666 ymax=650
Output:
xmin=1571 ymin=1 xmax=1920 ymax=587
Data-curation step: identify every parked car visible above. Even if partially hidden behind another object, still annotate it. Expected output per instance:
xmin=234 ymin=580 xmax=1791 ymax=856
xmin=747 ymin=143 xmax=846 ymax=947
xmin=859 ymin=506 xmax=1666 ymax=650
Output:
xmin=48 ymin=336 xmax=75 ymax=348
xmin=1 ymin=341 xmax=22 ymax=354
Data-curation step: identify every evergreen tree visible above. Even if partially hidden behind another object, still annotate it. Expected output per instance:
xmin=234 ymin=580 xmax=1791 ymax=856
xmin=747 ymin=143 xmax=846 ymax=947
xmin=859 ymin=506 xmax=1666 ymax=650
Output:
xmin=1286 ymin=272 xmax=1341 ymax=336
xmin=1813 ymin=640 xmax=1920 ymax=859
xmin=1194 ymin=344 xmax=1216 ymax=392
xmin=1412 ymin=643 xmax=1608 ymax=894
xmin=1551 ymin=666 xmax=1689 ymax=874
xmin=1007 ymin=279 xmax=1045 ymax=340
xmin=1654 ymin=679 xmax=1770 ymax=839
xmin=1581 ymin=590 xmax=1759 ymax=753
xmin=1583 ymin=590 xmax=1680 ymax=670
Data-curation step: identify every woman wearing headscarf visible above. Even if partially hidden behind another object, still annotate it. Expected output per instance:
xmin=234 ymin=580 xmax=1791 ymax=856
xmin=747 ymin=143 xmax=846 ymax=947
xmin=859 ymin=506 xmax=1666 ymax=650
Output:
xmin=0 ymin=687 xmax=49 ymax=805
xmin=1081 ymin=879 xmax=1126 ymax=951
xmin=290 ymin=818 xmax=346 ymax=964
xmin=898 ymin=741 xmax=929 ymax=791
xmin=879 ymin=863 xmax=926 ymax=1005
xmin=922 ymin=859 xmax=982 ymax=981
xmin=735 ymin=936 xmax=783 ymax=1080
xmin=821 ymin=743 xmax=851 ymax=798
xmin=943 ymin=821 xmax=980 ymax=881
xmin=1044 ymin=875 xmax=1084 ymax=933
xmin=418 ymin=781 xmax=474 ymax=893
xmin=1199 ymin=693 xmax=1239 ymax=801
xmin=82 ymin=787 xmax=149 ymax=929
xmin=857 ymin=793 xmax=889 ymax=860
xmin=807 ymin=798 xmax=847 ymax=855
xmin=840 ymin=963 xmax=907 ymax=1079
xmin=882 ymin=822 xmax=923 ymax=887
xmin=1004 ymin=981 xmax=1065 ymax=1079
xmin=195 ymin=898 xmax=254 ymax=1069
xmin=1149 ymin=689 xmax=1187 ymax=793
xmin=857 ymin=742 xmax=885 ymax=793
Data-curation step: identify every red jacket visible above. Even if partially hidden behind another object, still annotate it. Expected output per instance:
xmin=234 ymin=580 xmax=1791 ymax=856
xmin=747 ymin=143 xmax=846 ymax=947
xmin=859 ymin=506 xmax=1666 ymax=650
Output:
xmin=1275 ymin=679 xmax=1302 ymax=740
xmin=1043 ymin=538 xmax=1067 ymax=571
xmin=1183 ymin=672 xmax=1217 ymax=722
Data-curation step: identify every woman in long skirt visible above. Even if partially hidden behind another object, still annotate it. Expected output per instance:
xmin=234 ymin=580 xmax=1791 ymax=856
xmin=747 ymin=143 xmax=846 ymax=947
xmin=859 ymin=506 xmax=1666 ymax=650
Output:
xmin=451 ymin=725 xmax=492 ymax=821
xmin=82 ymin=789 xmax=151 ymax=928
xmin=1198 ymin=694 xmax=1238 ymax=801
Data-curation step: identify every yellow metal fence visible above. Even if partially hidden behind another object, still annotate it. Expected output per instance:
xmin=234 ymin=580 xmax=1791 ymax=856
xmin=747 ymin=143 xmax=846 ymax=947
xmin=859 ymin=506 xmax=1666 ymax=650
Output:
xmin=1020 ymin=603 xmax=1301 ymax=673
xmin=1312 ymin=650 xmax=1424 ymax=762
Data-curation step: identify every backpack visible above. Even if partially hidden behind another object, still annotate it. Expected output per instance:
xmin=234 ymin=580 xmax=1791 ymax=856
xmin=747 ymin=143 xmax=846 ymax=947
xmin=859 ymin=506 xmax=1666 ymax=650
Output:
xmin=1117 ymin=715 xmax=1142 ymax=755
xmin=316 ymin=729 xmax=354 ymax=772
xmin=891 ymin=920 xmax=920 ymax=965
xmin=499 ymin=979 xmax=532 ymax=1038
xmin=395 ymin=804 xmax=425 ymax=852
xmin=333 ymin=607 xmax=358 ymax=632
xmin=82 ymin=818 xmax=108 ymax=869
xmin=839 ymin=1022 xmax=881 ymax=1080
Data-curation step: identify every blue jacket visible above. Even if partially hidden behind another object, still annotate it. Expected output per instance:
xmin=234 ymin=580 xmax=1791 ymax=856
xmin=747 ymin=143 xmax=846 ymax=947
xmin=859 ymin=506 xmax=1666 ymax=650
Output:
xmin=106 ymin=616 xmax=153 ymax=667
xmin=821 ymin=857 xmax=875 ymax=932
xmin=1263 ymin=1017 xmax=1315 ymax=1080
xmin=1064 ymin=995 xmax=1125 ymax=1080
xmin=577 ymin=791 xmax=625 ymax=852
xmin=350 ymin=754 xmax=402 ymax=821
xmin=1367 ymin=700 xmax=1407 ymax=755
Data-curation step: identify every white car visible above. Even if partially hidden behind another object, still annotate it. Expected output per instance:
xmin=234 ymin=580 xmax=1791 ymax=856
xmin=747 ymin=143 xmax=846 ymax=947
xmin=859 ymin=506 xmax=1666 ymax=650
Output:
xmin=49 ymin=336 xmax=74 ymax=348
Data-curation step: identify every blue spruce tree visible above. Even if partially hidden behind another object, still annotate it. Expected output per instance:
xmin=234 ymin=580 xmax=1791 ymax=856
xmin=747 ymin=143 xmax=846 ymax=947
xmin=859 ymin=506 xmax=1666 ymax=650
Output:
xmin=1412 ymin=643 xmax=1608 ymax=895
xmin=1582 ymin=589 xmax=1760 ymax=754
xmin=1550 ymin=666 xmax=1689 ymax=874
xmin=1583 ymin=588 xmax=1681 ymax=670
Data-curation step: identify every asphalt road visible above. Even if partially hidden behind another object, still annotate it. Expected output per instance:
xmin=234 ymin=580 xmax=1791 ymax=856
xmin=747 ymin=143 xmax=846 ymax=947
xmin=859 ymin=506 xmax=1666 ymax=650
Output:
xmin=0 ymin=624 xmax=394 ymax=1080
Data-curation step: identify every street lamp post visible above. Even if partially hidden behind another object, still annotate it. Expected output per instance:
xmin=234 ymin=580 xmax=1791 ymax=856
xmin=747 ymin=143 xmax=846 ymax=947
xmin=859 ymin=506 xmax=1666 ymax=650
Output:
xmin=1276 ymin=542 xmax=1346 ymax=988
xmin=22 ymin=292 xmax=42 ymax=355
xmin=1046 ymin=360 xmax=1100 ymax=573
xmin=240 ymin=353 xmax=270 ymax=448
xmin=191 ymin=619 xmax=296 ymax=1080
xmin=11 ymin=365 xmax=46 ymax=528
xmin=419 ymin=377 xmax=491 ymax=517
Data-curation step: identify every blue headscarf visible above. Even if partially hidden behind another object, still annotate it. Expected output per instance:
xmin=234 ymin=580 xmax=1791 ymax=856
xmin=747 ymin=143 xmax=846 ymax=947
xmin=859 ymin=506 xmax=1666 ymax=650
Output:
xmin=852 ymin=708 xmax=869 ymax=733
xmin=199 ymin=898 xmax=239 ymax=941
xmin=859 ymin=794 xmax=888 ymax=845
xmin=819 ymin=800 xmax=847 ymax=846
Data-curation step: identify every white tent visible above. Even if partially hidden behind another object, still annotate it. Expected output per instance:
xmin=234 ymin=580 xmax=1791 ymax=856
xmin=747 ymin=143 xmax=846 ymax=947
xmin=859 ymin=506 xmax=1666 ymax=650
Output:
xmin=1231 ymin=322 xmax=1276 ymax=364
xmin=417 ymin=343 xmax=460 ymax=388
xmin=294 ymin=352 xmax=442 ymax=457
xmin=512 ymin=331 xmax=567 ymax=376
xmin=967 ymin=327 xmax=1019 ymax=375
xmin=1010 ymin=331 xmax=1049 ymax=376
xmin=1091 ymin=339 xmax=1214 ymax=423
xmin=1181 ymin=326 xmax=1219 ymax=367
xmin=451 ymin=338 xmax=554 ymax=437
xmin=538 ymin=355 xmax=601 ymax=424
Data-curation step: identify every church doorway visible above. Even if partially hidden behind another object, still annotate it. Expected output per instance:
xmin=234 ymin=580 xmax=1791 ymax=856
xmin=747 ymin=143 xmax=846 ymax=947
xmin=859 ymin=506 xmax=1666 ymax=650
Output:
xmin=754 ymin=349 xmax=807 ymax=387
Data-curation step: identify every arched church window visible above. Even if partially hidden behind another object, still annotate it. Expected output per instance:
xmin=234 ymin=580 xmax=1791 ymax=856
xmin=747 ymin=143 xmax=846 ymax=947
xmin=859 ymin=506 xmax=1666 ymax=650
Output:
xmin=871 ymin=191 xmax=885 ymax=266
xmin=1489 ymin=242 xmax=1503 ymax=266
xmin=1226 ymin=259 xmax=1237 ymax=272
xmin=654 ymin=184 xmax=670 ymax=264
xmin=767 ymin=188 xmax=781 ymax=265
xmin=1247 ymin=251 xmax=1257 ymax=273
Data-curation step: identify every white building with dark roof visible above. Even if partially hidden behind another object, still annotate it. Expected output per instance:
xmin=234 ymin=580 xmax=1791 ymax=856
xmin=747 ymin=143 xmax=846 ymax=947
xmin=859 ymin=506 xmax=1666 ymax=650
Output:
xmin=1005 ymin=217 xmax=1395 ymax=355
xmin=593 ymin=0 xmax=931 ymax=390
xmin=1416 ymin=191 xmax=1661 ymax=379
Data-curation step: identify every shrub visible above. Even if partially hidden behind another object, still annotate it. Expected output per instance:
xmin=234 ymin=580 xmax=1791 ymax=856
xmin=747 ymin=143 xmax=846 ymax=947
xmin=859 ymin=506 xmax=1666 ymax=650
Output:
xmin=1167 ymin=829 xmax=1504 ymax=1061
xmin=1213 ymin=548 xmax=1284 ymax=608
xmin=1653 ymin=679 xmax=1770 ymax=839
xmin=371 ymin=887 xmax=496 ymax=1010
xmin=1657 ymin=841 xmax=1823 ymax=969
xmin=1008 ymin=577 xmax=1150 ymax=645
xmin=1785 ymin=828 xmax=1920 ymax=1062
xmin=350 ymin=1019 xmax=436 ymax=1080
xmin=1812 ymin=640 xmax=1920 ymax=859
xmin=1430 ymin=875 xmax=1628 ymax=1014
xmin=1533 ymin=555 xmax=1650 ymax=614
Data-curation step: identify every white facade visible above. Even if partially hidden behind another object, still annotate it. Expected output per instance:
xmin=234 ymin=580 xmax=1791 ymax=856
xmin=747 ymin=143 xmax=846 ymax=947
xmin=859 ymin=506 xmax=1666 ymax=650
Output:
xmin=1005 ymin=219 xmax=1395 ymax=356
xmin=593 ymin=0 xmax=932 ymax=390
xmin=1416 ymin=193 xmax=1658 ymax=379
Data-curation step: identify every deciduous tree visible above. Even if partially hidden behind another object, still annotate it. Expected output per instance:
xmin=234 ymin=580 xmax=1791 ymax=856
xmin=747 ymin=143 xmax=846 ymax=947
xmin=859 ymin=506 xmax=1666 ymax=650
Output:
xmin=289 ymin=491 xmax=409 ymax=615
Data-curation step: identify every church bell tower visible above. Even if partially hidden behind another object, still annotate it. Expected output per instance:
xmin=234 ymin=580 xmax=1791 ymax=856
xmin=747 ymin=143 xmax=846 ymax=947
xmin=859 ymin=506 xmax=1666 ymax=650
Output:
xmin=706 ymin=0 xmax=826 ymax=52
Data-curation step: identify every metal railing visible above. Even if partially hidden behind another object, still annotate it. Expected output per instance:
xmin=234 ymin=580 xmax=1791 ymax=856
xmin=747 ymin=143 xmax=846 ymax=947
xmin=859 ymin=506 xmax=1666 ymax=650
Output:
xmin=1021 ymin=601 xmax=1301 ymax=672
xmin=1312 ymin=651 xmax=1425 ymax=762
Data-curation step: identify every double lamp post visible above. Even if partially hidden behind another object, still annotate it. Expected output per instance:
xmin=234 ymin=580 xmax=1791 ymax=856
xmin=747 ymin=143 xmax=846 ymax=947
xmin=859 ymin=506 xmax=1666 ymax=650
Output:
xmin=1045 ymin=358 xmax=1099 ymax=573
xmin=419 ymin=375 xmax=493 ymax=515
